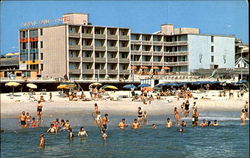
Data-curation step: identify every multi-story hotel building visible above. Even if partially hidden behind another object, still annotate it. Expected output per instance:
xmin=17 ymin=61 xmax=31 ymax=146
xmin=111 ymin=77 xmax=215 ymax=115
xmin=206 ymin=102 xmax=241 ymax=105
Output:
xmin=19 ymin=13 xmax=235 ymax=80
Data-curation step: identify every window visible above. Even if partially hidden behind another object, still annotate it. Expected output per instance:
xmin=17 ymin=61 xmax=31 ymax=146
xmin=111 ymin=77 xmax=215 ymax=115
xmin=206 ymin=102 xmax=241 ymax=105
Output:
xmin=41 ymin=53 xmax=43 ymax=60
xmin=41 ymin=64 xmax=43 ymax=71
xmin=211 ymin=36 xmax=214 ymax=42
xmin=211 ymin=56 xmax=214 ymax=62
xmin=40 ymin=41 xmax=43 ymax=48
xmin=211 ymin=46 xmax=214 ymax=52
xmin=40 ymin=29 xmax=43 ymax=36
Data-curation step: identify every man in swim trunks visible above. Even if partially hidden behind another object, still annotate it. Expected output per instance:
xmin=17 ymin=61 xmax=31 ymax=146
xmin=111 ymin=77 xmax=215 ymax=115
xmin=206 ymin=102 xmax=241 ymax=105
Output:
xmin=18 ymin=111 xmax=27 ymax=128
xmin=102 ymin=113 xmax=109 ymax=131
xmin=165 ymin=118 xmax=172 ymax=128
xmin=118 ymin=118 xmax=128 ymax=129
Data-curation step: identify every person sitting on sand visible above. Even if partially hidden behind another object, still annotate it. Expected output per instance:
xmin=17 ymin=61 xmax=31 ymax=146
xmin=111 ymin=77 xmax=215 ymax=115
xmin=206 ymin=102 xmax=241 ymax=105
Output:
xmin=180 ymin=120 xmax=187 ymax=127
xmin=118 ymin=118 xmax=128 ymax=129
xmin=240 ymin=109 xmax=246 ymax=125
xmin=151 ymin=124 xmax=157 ymax=129
xmin=26 ymin=112 xmax=31 ymax=128
xmin=200 ymin=119 xmax=208 ymax=127
xmin=213 ymin=120 xmax=219 ymax=126
xmin=165 ymin=118 xmax=172 ymax=128
xmin=156 ymin=93 xmax=161 ymax=100
xmin=31 ymin=117 xmax=38 ymax=128
xmin=132 ymin=119 xmax=140 ymax=129
xmin=18 ymin=111 xmax=27 ymax=128
xmin=39 ymin=134 xmax=45 ymax=148
xmin=47 ymin=123 xmax=57 ymax=134
xmin=78 ymin=127 xmax=88 ymax=137
xmin=64 ymin=120 xmax=71 ymax=130
xmin=102 ymin=114 xmax=110 ymax=131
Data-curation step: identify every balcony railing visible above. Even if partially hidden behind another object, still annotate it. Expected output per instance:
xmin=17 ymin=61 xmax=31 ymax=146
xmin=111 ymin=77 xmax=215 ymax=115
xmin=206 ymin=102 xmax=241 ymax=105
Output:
xmin=142 ymin=41 xmax=152 ymax=45
xmin=164 ymin=61 xmax=188 ymax=66
xmin=69 ymin=69 xmax=81 ymax=74
xmin=95 ymin=34 xmax=106 ymax=39
xmin=165 ymin=41 xmax=188 ymax=46
xmin=95 ymin=46 xmax=106 ymax=51
xmin=131 ymin=50 xmax=141 ymax=55
xmin=69 ymin=57 xmax=81 ymax=62
xmin=108 ymin=70 xmax=118 ymax=74
xmin=142 ymin=51 xmax=152 ymax=55
xmin=82 ymin=57 xmax=94 ymax=62
xmin=153 ymin=41 xmax=162 ymax=45
xmin=69 ymin=33 xmax=80 ymax=38
xmin=131 ymin=40 xmax=141 ymax=44
xmin=119 ymin=47 xmax=129 ymax=52
xmin=82 ymin=46 xmax=93 ymax=50
xmin=164 ymin=51 xmax=188 ymax=56
xmin=131 ymin=61 xmax=141 ymax=65
xmin=30 ymin=37 xmax=38 ymax=42
xmin=82 ymin=69 xmax=93 ymax=74
xmin=107 ymin=35 xmax=118 ymax=40
xmin=20 ymin=49 xmax=28 ymax=54
xmin=152 ymin=61 xmax=163 ymax=66
xmin=120 ymin=70 xmax=130 ymax=74
xmin=82 ymin=34 xmax=93 ymax=38
xmin=153 ymin=51 xmax=163 ymax=56
xmin=107 ymin=58 xmax=118 ymax=63
xmin=107 ymin=47 xmax=118 ymax=51
xmin=69 ymin=45 xmax=81 ymax=50
xmin=141 ymin=61 xmax=152 ymax=65
xmin=119 ymin=36 xmax=129 ymax=40
xmin=119 ymin=58 xmax=130 ymax=63
xmin=95 ymin=58 xmax=106 ymax=62
xmin=95 ymin=69 xmax=106 ymax=74
xmin=20 ymin=38 xmax=28 ymax=43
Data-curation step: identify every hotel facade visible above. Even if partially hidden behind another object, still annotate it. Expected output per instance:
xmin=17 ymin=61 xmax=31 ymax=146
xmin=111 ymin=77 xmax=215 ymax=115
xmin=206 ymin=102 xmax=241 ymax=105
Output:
xmin=19 ymin=13 xmax=235 ymax=80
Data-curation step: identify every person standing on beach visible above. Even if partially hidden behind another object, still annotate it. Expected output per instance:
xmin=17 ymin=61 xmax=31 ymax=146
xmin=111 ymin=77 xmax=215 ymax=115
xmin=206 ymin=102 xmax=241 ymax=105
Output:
xmin=37 ymin=101 xmax=43 ymax=125
xmin=118 ymin=118 xmax=128 ymax=129
xmin=184 ymin=100 xmax=190 ymax=117
xmin=174 ymin=107 xmax=180 ymax=125
xmin=49 ymin=92 xmax=52 ymax=102
xmin=102 ymin=114 xmax=110 ymax=131
xmin=18 ymin=111 xmax=27 ymax=128
xmin=39 ymin=134 xmax=45 ymax=149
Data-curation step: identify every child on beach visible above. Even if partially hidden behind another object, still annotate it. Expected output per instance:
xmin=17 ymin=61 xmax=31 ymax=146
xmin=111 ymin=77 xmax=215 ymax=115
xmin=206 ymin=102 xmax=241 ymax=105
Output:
xmin=165 ymin=118 xmax=172 ymax=128
xmin=78 ymin=127 xmax=88 ymax=137
xmin=64 ymin=120 xmax=71 ymax=130
xmin=95 ymin=111 xmax=102 ymax=127
xmin=138 ymin=107 xmax=143 ymax=124
xmin=53 ymin=118 xmax=60 ymax=131
xmin=31 ymin=117 xmax=38 ymax=128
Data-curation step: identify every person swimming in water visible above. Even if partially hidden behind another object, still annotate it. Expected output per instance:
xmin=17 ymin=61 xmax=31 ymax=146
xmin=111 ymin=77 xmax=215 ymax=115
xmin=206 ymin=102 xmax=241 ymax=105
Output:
xmin=31 ymin=117 xmax=38 ymax=128
xmin=213 ymin=120 xmax=219 ymax=126
xmin=151 ymin=124 xmax=157 ymax=129
xmin=47 ymin=123 xmax=57 ymax=134
xmin=132 ymin=119 xmax=140 ymax=129
xmin=39 ymin=134 xmax=45 ymax=148
xmin=165 ymin=118 xmax=172 ymax=128
xmin=200 ymin=119 xmax=208 ymax=127
xmin=78 ymin=127 xmax=88 ymax=137
xmin=26 ymin=112 xmax=31 ymax=128
xmin=64 ymin=120 xmax=71 ymax=130
xmin=207 ymin=121 xmax=211 ymax=126
xmin=118 ymin=118 xmax=128 ymax=129
xmin=18 ymin=111 xmax=27 ymax=128
xmin=178 ymin=128 xmax=184 ymax=133
xmin=180 ymin=120 xmax=187 ymax=127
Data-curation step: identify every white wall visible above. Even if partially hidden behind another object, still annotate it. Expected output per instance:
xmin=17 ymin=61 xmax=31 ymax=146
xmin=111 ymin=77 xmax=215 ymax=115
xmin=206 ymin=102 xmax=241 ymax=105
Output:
xmin=188 ymin=35 xmax=235 ymax=73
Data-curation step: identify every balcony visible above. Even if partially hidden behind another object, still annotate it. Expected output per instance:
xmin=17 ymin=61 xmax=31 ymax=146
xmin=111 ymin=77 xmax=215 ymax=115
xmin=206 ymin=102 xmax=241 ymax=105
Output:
xmin=20 ymin=38 xmax=28 ymax=43
xmin=82 ymin=46 xmax=93 ymax=51
xmin=119 ymin=58 xmax=129 ymax=63
xmin=153 ymin=41 xmax=162 ymax=46
xmin=141 ymin=61 xmax=152 ymax=65
xmin=108 ymin=70 xmax=118 ymax=74
xmin=142 ymin=51 xmax=152 ymax=55
xmin=69 ymin=69 xmax=81 ymax=74
xmin=82 ymin=57 xmax=94 ymax=62
xmin=152 ymin=61 xmax=163 ymax=66
xmin=69 ymin=45 xmax=81 ymax=50
xmin=69 ymin=33 xmax=80 ymax=38
xmin=69 ymin=57 xmax=81 ymax=62
xmin=20 ymin=49 xmax=28 ymax=54
xmin=107 ymin=35 xmax=118 ymax=40
xmin=95 ymin=46 xmax=106 ymax=51
xmin=30 ymin=37 xmax=38 ymax=42
xmin=164 ymin=51 xmax=188 ymax=56
xmin=153 ymin=51 xmax=163 ymax=56
xmin=95 ymin=58 xmax=106 ymax=63
xmin=95 ymin=34 xmax=105 ymax=39
xmin=165 ymin=41 xmax=188 ymax=46
xmin=164 ymin=61 xmax=188 ymax=66
xmin=30 ymin=48 xmax=38 ymax=53
xmin=107 ymin=47 xmax=118 ymax=51
xmin=107 ymin=58 xmax=118 ymax=63
xmin=119 ymin=36 xmax=129 ymax=40
xmin=142 ymin=41 xmax=152 ymax=45
xmin=119 ymin=47 xmax=129 ymax=52
xmin=95 ymin=69 xmax=106 ymax=74
xmin=131 ymin=50 xmax=141 ymax=55
xmin=131 ymin=61 xmax=141 ymax=65
xmin=82 ymin=69 xmax=93 ymax=74
xmin=131 ymin=40 xmax=141 ymax=45
xmin=120 ymin=70 xmax=130 ymax=74
xmin=82 ymin=33 xmax=93 ymax=38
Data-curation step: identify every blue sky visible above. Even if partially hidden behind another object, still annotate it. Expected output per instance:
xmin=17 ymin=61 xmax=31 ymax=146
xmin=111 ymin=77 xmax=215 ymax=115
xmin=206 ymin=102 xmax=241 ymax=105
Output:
xmin=0 ymin=0 xmax=248 ymax=54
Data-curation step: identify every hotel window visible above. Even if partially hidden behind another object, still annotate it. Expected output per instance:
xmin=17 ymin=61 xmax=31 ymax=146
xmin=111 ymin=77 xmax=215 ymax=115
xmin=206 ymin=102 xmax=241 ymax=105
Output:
xmin=41 ymin=64 xmax=43 ymax=71
xmin=40 ymin=41 xmax=43 ymax=48
xmin=122 ymin=65 xmax=126 ymax=70
xmin=40 ymin=29 xmax=43 ymax=36
xmin=211 ymin=56 xmax=214 ymax=63
xmin=41 ymin=53 xmax=43 ymax=60
xmin=211 ymin=36 xmax=214 ymax=42
xmin=211 ymin=46 xmax=214 ymax=52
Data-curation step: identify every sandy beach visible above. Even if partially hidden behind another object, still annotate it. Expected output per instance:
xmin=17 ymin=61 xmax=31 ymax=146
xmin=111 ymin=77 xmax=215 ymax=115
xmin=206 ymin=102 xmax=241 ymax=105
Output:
xmin=1 ymin=90 xmax=248 ymax=118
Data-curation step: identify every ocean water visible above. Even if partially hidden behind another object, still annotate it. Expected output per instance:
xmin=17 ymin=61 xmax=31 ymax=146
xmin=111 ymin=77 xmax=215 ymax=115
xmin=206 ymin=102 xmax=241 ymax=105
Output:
xmin=1 ymin=112 xmax=249 ymax=158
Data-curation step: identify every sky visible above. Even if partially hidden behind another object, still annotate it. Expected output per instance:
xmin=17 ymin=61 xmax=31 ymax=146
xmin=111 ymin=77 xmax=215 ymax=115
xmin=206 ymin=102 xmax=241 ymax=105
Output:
xmin=0 ymin=0 xmax=248 ymax=55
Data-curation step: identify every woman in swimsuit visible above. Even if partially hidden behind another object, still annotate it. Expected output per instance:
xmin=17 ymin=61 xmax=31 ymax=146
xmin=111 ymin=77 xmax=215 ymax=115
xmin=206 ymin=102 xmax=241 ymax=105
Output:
xmin=37 ymin=101 xmax=43 ymax=122
xmin=26 ymin=112 xmax=31 ymax=128
xmin=78 ymin=127 xmax=88 ymax=137
xmin=137 ymin=107 xmax=143 ymax=124
xmin=174 ymin=107 xmax=180 ymax=125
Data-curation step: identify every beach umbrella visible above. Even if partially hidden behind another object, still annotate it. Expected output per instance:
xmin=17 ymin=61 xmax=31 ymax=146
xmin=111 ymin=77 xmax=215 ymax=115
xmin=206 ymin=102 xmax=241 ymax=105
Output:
xmin=138 ymin=83 xmax=151 ymax=88
xmin=57 ymin=84 xmax=76 ymax=89
xmin=238 ymin=80 xmax=248 ymax=84
xmin=155 ymin=83 xmax=165 ymax=87
xmin=90 ymin=82 xmax=102 ymax=87
xmin=162 ymin=67 xmax=170 ymax=70
xmin=5 ymin=82 xmax=21 ymax=95
xmin=102 ymin=85 xmax=118 ymax=90
xmin=168 ymin=83 xmax=179 ymax=86
xmin=123 ymin=84 xmax=137 ymax=89
xmin=152 ymin=67 xmax=159 ymax=69
xmin=140 ymin=66 xmax=148 ymax=69
xmin=153 ymin=87 xmax=162 ymax=90
xmin=27 ymin=83 xmax=37 ymax=89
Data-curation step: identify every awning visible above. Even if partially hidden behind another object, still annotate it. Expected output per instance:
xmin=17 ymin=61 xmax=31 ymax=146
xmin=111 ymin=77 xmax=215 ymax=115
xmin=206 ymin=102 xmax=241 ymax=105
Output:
xmin=152 ymin=67 xmax=160 ymax=69
xmin=162 ymin=67 xmax=170 ymax=70
xmin=141 ymin=66 xmax=148 ymax=69
xmin=131 ymin=66 xmax=137 ymax=70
